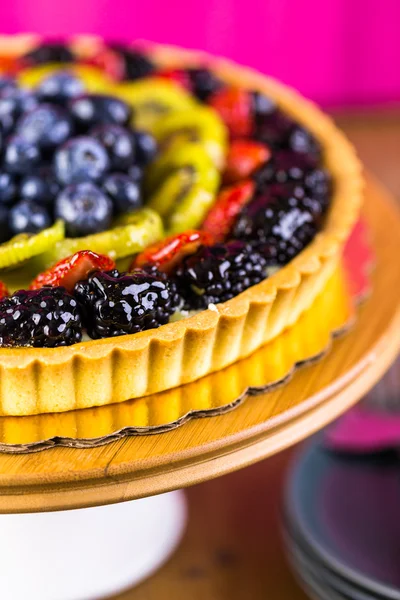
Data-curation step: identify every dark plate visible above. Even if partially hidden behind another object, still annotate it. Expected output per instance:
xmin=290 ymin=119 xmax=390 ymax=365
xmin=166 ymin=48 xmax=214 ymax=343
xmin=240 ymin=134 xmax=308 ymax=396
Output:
xmin=284 ymin=524 xmax=378 ymax=600
xmin=284 ymin=434 xmax=400 ymax=599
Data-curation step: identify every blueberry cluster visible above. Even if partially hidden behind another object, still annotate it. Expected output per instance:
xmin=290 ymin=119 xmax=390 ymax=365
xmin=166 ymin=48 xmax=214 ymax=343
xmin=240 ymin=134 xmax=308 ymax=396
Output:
xmin=0 ymin=71 xmax=157 ymax=243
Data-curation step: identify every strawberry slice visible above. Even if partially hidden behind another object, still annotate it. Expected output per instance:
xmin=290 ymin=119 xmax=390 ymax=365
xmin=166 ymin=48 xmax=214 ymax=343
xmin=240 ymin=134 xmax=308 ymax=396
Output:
xmin=0 ymin=281 xmax=9 ymax=300
xmin=30 ymin=250 xmax=116 ymax=293
xmin=132 ymin=230 xmax=214 ymax=274
xmin=0 ymin=55 xmax=21 ymax=75
xmin=208 ymin=86 xmax=252 ymax=138
xmin=202 ymin=180 xmax=255 ymax=242
xmin=153 ymin=68 xmax=192 ymax=91
xmin=82 ymin=47 xmax=125 ymax=80
xmin=224 ymin=139 xmax=271 ymax=184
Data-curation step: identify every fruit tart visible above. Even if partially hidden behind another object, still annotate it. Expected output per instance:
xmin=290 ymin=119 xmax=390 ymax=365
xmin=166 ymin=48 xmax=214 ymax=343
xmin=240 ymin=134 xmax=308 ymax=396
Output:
xmin=0 ymin=37 xmax=362 ymax=415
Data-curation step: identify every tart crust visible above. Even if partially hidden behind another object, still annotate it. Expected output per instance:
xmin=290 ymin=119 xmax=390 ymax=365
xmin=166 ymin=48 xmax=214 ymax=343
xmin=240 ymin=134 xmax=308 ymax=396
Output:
xmin=0 ymin=41 xmax=363 ymax=416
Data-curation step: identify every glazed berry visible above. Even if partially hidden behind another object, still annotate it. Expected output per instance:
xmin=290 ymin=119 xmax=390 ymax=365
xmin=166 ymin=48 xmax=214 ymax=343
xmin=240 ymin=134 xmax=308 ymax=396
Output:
xmin=91 ymin=124 xmax=135 ymax=170
xmin=133 ymin=130 xmax=157 ymax=166
xmin=102 ymin=173 xmax=142 ymax=214
xmin=55 ymin=182 xmax=113 ymax=237
xmin=36 ymin=71 xmax=85 ymax=105
xmin=0 ymin=205 xmax=11 ymax=243
xmin=288 ymin=126 xmax=321 ymax=157
xmin=253 ymin=108 xmax=295 ymax=149
xmin=0 ymin=76 xmax=17 ymax=95
xmin=74 ymin=268 xmax=178 ymax=338
xmin=20 ymin=170 xmax=60 ymax=207
xmin=304 ymin=168 xmax=331 ymax=209
xmin=0 ymin=287 xmax=82 ymax=348
xmin=0 ymin=172 xmax=17 ymax=205
xmin=252 ymin=91 xmax=277 ymax=120
xmin=109 ymin=45 xmax=155 ymax=80
xmin=22 ymin=42 xmax=75 ymax=66
xmin=176 ymin=241 xmax=267 ymax=309
xmin=4 ymin=136 xmax=41 ymax=175
xmin=31 ymin=250 xmax=116 ymax=293
xmin=9 ymin=200 xmax=52 ymax=235
xmin=187 ymin=67 xmax=223 ymax=102
xmin=0 ymin=89 xmax=38 ymax=135
xmin=54 ymin=136 xmax=110 ymax=185
xmin=69 ymin=94 xmax=132 ymax=130
xmin=233 ymin=192 xmax=317 ymax=265
xmin=254 ymin=150 xmax=320 ymax=190
xmin=16 ymin=104 xmax=74 ymax=150
xmin=127 ymin=164 xmax=143 ymax=182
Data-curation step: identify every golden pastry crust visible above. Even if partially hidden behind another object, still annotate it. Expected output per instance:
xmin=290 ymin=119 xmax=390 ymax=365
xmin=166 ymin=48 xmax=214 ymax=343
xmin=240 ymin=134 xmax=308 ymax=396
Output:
xmin=0 ymin=41 xmax=363 ymax=416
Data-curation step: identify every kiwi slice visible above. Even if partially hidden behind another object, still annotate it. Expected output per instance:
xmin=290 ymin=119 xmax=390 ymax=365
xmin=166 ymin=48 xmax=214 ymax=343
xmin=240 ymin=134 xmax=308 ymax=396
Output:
xmin=0 ymin=220 xmax=65 ymax=271
xmin=30 ymin=208 xmax=163 ymax=271
xmin=153 ymin=106 xmax=228 ymax=168
xmin=18 ymin=64 xmax=113 ymax=92
xmin=112 ymin=78 xmax=197 ymax=130
xmin=147 ymin=147 xmax=220 ymax=233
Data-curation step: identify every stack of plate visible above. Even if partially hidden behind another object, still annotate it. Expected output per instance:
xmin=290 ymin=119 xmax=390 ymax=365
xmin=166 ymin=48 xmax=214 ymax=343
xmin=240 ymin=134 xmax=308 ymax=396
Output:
xmin=283 ymin=436 xmax=400 ymax=600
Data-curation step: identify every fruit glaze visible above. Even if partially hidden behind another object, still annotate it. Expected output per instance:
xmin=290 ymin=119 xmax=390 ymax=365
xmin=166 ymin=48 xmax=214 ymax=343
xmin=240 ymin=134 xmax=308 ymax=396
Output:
xmin=0 ymin=38 xmax=360 ymax=352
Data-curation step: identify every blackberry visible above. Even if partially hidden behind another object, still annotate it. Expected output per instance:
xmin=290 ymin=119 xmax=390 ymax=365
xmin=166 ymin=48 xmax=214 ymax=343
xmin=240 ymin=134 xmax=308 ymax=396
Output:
xmin=187 ymin=68 xmax=223 ymax=101
xmin=175 ymin=241 xmax=267 ymax=310
xmin=74 ymin=268 xmax=179 ymax=339
xmin=0 ymin=287 xmax=83 ymax=347
xmin=109 ymin=44 xmax=155 ymax=80
xmin=254 ymin=150 xmax=320 ymax=190
xmin=233 ymin=191 xmax=318 ymax=266
xmin=22 ymin=42 xmax=75 ymax=66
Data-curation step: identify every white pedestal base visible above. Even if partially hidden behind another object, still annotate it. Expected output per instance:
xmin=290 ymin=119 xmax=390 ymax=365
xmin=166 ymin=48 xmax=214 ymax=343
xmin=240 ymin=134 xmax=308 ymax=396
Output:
xmin=0 ymin=490 xmax=187 ymax=600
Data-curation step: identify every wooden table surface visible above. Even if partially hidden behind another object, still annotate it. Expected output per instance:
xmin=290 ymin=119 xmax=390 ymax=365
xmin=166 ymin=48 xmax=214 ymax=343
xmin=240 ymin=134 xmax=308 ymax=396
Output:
xmin=109 ymin=109 xmax=400 ymax=600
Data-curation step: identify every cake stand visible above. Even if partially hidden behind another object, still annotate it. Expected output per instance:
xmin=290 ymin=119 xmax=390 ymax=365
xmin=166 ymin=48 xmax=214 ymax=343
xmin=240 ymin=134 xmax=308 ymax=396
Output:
xmin=0 ymin=176 xmax=398 ymax=600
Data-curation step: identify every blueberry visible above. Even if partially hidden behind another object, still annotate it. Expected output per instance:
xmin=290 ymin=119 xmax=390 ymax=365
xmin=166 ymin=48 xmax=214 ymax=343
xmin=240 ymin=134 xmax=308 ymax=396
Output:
xmin=9 ymin=200 xmax=52 ymax=235
xmin=187 ymin=68 xmax=223 ymax=101
xmin=16 ymin=104 xmax=74 ymax=150
xmin=20 ymin=169 xmax=60 ymax=206
xmin=69 ymin=94 xmax=132 ymax=130
xmin=36 ymin=71 xmax=85 ymax=105
xmin=55 ymin=182 xmax=113 ymax=237
xmin=252 ymin=91 xmax=277 ymax=119
xmin=91 ymin=124 xmax=135 ymax=170
xmin=0 ymin=172 xmax=17 ymax=205
xmin=0 ymin=205 xmax=11 ymax=243
xmin=0 ymin=76 xmax=17 ymax=95
xmin=0 ymin=89 xmax=38 ymax=135
xmin=102 ymin=173 xmax=142 ymax=214
xmin=288 ymin=126 xmax=321 ymax=157
xmin=108 ymin=45 xmax=155 ymax=80
xmin=127 ymin=164 xmax=143 ymax=182
xmin=23 ymin=43 xmax=75 ymax=66
xmin=54 ymin=136 xmax=110 ymax=185
xmin=133 ymin=131 xmax=157 ymax=166
xmin=4 ymin=136 xmax=41 ymax=175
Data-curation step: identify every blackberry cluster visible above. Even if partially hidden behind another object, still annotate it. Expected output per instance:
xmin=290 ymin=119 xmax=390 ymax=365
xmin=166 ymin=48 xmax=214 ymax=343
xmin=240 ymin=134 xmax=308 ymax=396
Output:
xmin=0 ymin=287 xmax=82 ymax=347
xmin=108 ymin=44 xmax=156 ymax=80
xmin=0 ymin=72 xmax=157 ymax=242
xmin=74 ymin=268 xmax=180 ymax=339
xmin=22 ymin=42 xmax=76 ymax=66
xmin=175 ymin=241 xmax=268 ymax=309
xmin=233 ymin=191 xmax=318 ymax=266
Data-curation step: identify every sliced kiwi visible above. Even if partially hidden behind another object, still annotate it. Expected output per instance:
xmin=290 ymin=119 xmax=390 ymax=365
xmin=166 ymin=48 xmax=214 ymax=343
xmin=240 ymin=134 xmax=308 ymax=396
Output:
xmin=112 ymin=78 xmax=197 ymax=130
xmin=147 ymin=146 xmax=220 ymax=233
xmin=30 ymin=208 xmax=164 ymax=271
xmin=152 ymin=106 xmax=228 ymax=169
xmin=0 ymin=220 xmax=65 ymax=270
xmin=18 ymin=63 xmax=113 ymax=92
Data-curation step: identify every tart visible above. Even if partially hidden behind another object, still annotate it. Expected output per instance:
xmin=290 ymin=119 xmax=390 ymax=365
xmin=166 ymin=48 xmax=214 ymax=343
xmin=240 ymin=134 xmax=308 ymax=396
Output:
xmin=0 ymin=37 xmax=362 ymax=416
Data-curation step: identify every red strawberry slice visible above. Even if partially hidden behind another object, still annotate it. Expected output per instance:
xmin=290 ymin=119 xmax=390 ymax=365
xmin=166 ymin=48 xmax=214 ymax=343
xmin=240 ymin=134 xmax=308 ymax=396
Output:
xmin=202 ymin=180 xmax=255 ymax=242
xmin=0 ymin=281 xmax=9 ymax=300
xmin=132 ymin=230 xmax=214 ymax=274
xmin=152 ymin=68 xmax=192 ymax=91
xmin=30 ymin=250 xmax=116 ymax=293
xmin=208 ymin=86 xmax=253 ymax=138
xmin=0 ymin=55 xmax=21 ymax=75
xmin=82 ymin=48 xmax=125 ymax=80
xmin=224 ymin=139 xmax=271 ymax=184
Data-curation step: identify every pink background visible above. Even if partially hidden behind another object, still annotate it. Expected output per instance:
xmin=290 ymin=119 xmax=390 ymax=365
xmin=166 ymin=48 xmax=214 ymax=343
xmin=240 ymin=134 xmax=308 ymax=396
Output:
xmin=1 ymin=0 xmax=399 ymax=107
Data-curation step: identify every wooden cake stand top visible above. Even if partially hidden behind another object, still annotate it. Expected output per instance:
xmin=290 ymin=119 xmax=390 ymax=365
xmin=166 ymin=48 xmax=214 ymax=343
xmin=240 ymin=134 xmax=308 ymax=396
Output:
xmin=0 ymin=176 xmax=398 ymax=513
